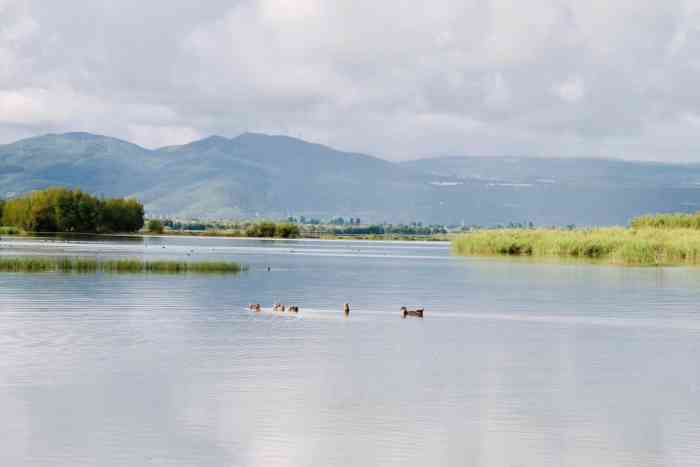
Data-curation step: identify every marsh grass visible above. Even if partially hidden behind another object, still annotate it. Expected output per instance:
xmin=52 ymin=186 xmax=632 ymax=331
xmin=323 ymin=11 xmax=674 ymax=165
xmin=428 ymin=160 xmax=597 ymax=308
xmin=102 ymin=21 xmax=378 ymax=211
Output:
xmin=0 ymin=226 xmax=23 ymax=235
xmin=631 ymin=213 xmax=700 ymax=230
xmin=0 ymin=257 xmax=247 ymax=274
xmin=452 ymin=228 xmax=700 ymax=266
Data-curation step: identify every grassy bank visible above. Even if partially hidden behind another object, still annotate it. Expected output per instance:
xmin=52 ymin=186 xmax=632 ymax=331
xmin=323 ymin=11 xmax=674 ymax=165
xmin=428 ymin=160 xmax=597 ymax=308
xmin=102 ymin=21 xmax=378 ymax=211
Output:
xmin=0 ymin=257 xmax=247 ymax=274
xmin=452 ymin=228 xmax=700 ymax=266
xmin=0 ymin=226 xmax=24 ymax=235
xmin=631 ymin=212 xmax=700 ymax=229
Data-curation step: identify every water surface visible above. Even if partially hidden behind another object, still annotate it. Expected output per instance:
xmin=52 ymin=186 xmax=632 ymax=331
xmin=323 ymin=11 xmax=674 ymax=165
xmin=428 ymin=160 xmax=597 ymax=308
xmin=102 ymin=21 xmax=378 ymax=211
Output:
xmin=1 ymin=236 xmax=699 ymax=466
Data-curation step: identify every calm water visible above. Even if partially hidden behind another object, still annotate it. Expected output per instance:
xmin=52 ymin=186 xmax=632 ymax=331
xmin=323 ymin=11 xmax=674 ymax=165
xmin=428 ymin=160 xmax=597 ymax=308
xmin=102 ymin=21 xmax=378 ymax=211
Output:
xmin=1 ymin=236 xmax=699 ymax=466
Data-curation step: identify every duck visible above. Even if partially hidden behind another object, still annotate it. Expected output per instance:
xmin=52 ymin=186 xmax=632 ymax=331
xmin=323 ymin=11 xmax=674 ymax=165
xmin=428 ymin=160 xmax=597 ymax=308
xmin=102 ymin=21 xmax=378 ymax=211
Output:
xmin=401 ymin=307 xmax=424 ymax=318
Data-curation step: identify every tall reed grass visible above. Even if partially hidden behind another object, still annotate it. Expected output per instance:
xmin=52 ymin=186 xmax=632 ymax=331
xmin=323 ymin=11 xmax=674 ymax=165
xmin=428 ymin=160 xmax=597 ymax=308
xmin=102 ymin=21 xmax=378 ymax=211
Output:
xmin=0 ymin=257 xmax=247 ymax=274
xmin=0 ymin=226 xmax=23 ymax=235
xmin=631 ymin=213 xmax=700 ymax=229
xmin=452 ymin=228 xmax=700 ymax=266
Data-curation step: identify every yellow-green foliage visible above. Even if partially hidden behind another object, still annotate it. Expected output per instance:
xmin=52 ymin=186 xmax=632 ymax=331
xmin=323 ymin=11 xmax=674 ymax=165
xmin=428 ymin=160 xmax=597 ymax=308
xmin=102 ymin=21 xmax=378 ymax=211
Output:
xmin=1 ymin=187 xmax=144 ymax=233
xmin=0 ymin=226 xmax=23 ymax=235
xmin=0 ymin=257 xmax=247 ymax=274
xmin=452 ymin=228 xmax=700 ymax=266
xmin=245 ymin=222 xmax=300 ymax=238
xmin=631 ymin=212 xmax=700 ymax=229
xmin=147 ymin=219 xmax=165 ymax=234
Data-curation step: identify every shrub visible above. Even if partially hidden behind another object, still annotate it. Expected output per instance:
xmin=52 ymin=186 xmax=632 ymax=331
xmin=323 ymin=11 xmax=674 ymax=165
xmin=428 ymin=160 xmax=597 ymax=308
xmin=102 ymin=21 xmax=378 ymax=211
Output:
xmin=275 ymin=223 xmax=300 ymax=238
xmin=147 ymin=219 xmax=165 ymax=234
xmin=245 ymin=221 xmax=277 ymax=238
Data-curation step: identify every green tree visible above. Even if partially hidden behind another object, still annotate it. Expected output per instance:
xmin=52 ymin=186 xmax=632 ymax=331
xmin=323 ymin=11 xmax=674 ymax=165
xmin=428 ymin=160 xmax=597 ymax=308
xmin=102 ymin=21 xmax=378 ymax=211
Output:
xmin=147 ymin=219 xmax=164 ymax=234
xmin=100 ymin=198 xmax=144 ymax=233
xmin=245 ymin=221 xmax=278 ymax=238
xmin=0 ymin=188 xmax=144 ymax=233
xmin=27 ymin=189 xmax=58 ymax=232
xmin=276 ymin=223 xmax=300 ymax=238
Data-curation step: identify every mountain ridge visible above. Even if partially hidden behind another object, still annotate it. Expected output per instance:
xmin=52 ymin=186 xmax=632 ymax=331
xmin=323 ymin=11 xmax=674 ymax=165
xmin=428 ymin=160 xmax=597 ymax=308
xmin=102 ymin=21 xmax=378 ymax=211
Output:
xmin=3 ymin=131 xmax=700 ymax=225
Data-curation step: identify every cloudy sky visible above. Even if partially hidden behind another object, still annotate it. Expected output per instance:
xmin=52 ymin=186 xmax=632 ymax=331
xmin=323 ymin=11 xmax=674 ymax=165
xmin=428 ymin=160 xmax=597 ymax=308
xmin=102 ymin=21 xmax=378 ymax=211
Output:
xmin=1 ymin=0 xmax=700 ymax=161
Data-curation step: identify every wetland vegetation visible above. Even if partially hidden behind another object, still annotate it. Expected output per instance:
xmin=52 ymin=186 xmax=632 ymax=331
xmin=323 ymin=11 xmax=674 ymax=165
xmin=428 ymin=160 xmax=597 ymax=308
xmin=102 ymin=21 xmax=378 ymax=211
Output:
xmin=452 ymin=214 xmax=700 ymax=266
xmin=0 ymin=257 xmax=247 ymax=274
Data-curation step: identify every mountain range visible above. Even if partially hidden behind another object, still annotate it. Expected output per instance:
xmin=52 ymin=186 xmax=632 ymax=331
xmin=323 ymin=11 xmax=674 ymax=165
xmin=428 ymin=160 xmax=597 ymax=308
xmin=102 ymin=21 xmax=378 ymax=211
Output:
xmin=2 ymin=131 xmax=700 ymax=226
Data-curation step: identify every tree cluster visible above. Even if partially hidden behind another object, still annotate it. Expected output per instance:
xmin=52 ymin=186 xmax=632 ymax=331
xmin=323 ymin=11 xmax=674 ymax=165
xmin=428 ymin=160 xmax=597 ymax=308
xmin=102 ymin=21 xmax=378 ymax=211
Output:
xmin=245 ymin=222 xmax=300 ymax=238
xmin=332 ymin=224 xmax=447 ymax=235
xmin=147 ymin=219 xmax=165 ymax=234
xmin=0 ymin=187 xmax=144 ymax=233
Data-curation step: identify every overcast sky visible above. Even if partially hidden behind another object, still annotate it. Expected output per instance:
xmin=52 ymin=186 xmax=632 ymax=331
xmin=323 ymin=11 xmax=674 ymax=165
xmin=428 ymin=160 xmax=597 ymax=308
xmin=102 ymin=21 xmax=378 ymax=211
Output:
xmin=1 ymin=0 xmax=700 ymax=161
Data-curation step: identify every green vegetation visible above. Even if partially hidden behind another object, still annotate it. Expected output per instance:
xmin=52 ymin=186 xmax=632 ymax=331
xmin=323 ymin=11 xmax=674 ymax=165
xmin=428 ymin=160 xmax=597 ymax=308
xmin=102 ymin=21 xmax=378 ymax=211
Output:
xmin=0 ymin=257 xmax=247 ymax=274
xmin=160 ymin=217 xmax=448 ymax=240
xmin=630 ymin=212 xmax=700 ymax=230
xmin=245 ymin=222 xmax=300 ymax=238
xmin=329 ymin=223 xmax=448 ymax=236
xmin=147 ymin=219 xmax=165 ymax=234
xmin=1 ymin=188 xmax=143 ymax=233
xmin=159 ymin=230 xmax=245 ymax=238
xmin=0 ymin=226 xmax=24 ymax=235
xmin=452 ymin=227 xmax=700 ymax=266
xmin=320 ymin=233 xmax=449 ymax=241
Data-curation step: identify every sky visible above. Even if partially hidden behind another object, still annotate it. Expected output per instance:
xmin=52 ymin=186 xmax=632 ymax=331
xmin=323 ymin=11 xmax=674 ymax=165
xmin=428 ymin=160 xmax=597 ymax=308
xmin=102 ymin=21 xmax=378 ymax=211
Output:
xmin=1 ymin=0 xmax=700 ymax=161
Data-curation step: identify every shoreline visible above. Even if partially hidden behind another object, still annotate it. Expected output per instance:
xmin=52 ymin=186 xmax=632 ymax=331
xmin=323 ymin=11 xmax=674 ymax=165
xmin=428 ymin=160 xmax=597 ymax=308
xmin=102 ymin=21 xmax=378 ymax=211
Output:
xmin=1 ymin=230 xmax=451 ymax=245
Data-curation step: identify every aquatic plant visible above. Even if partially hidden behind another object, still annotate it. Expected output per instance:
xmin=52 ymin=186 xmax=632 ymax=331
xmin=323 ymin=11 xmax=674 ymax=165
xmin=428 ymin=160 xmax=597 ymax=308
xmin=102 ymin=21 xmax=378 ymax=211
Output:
xmin=0 ymin=257 xmax=247 ymax=274
xmin=452 ymin=228 xmax=700 ymax=266
xmin=630 ymin=212 xmax=700 ymax=230
xmin=0 ymin=226 xmax=23 ymax=235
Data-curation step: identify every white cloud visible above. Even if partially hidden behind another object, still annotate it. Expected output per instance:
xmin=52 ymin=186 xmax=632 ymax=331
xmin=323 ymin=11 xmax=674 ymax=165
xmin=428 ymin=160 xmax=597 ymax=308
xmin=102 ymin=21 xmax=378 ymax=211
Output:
xmin=554 ymin=77 xmax=585 ymax=103
xmin=126 ymin=124 xmax=203 ymax=149
xmin=0 ymin=0 xmax=700 ymax=160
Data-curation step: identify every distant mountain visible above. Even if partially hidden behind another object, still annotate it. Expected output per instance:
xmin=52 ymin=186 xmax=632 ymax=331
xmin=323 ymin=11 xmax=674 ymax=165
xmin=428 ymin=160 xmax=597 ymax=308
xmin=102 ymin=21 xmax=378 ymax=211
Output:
xmin=0 ymin=132 xmax=441 ymax=222
xmin=401 ymin=156 xmax=700 ymax=225
xmin=2 ymin=132 xmax=700 ymax=226
xmin=131 ymin=132 xmax=437 ymax=220
xmin=0 ymin=132 xmax=162 ymax=197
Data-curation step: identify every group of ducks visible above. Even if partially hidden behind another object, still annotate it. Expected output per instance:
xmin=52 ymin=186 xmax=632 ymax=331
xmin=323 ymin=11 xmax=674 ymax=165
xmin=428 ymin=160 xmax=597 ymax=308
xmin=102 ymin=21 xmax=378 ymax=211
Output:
xmin=247 ymin=303 xmax=299 ymax=313
xmin=247 ymin=303 xmax=424 ymax=318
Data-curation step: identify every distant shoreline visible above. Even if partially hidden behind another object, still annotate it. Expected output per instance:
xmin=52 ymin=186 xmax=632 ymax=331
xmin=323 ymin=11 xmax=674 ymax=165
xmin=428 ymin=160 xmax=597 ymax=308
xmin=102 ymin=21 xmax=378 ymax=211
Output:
xmin=1 ymin=229 xmax=451 ymax=243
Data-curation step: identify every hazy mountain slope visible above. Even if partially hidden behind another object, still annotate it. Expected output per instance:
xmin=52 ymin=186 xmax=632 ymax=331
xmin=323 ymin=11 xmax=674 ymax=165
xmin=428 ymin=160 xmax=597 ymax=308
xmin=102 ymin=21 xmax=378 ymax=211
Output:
xmin=141 ymin=133 xmax=438 ymax=219
xmin=402 ymin=156 xmax=700 ymax=189
xmin=3 ymin=132 xmax=700 ymax=225
xmin=402 ymin=156 xmax=700 ymax=225
xmin=0 ymin=132 xmax=161 ymax=197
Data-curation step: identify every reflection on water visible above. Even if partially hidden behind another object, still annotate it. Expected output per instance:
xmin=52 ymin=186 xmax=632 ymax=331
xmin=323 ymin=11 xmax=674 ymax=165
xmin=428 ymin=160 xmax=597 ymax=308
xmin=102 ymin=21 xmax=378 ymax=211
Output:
xmin=1 ymin=237 xmax=699 ymax=466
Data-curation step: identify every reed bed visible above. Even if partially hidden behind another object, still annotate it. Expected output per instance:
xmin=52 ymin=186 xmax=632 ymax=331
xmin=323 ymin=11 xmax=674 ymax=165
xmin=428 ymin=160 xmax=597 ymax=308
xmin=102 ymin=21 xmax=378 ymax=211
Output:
xmin=631 ymin=212 xmax=700 ymax=230
xmin=0 ymin=226 xmax=23 ymax=235
xmin=452 ymin=228 xmax=700 ymax=266
xmin=0 ymin=257 xmax=247 ymax=274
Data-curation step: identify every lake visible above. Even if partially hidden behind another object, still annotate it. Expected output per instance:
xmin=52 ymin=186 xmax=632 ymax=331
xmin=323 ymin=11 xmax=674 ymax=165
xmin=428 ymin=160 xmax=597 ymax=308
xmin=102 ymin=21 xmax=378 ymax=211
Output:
xmin=1 ymin=236 xmax=699 ymax=466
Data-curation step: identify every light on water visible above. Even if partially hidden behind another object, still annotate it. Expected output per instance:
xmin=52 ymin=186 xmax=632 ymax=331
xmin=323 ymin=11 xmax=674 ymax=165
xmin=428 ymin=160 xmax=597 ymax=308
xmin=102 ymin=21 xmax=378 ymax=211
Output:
xmin=1 ymin=236 xmax=699 ymax=466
